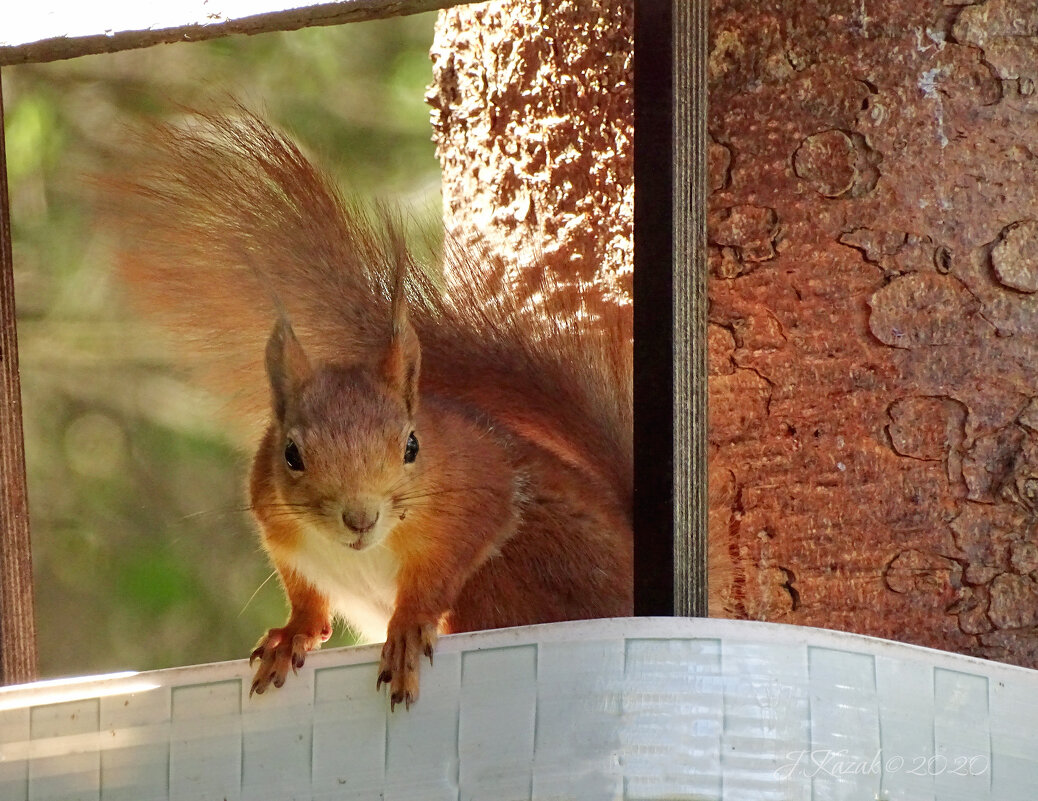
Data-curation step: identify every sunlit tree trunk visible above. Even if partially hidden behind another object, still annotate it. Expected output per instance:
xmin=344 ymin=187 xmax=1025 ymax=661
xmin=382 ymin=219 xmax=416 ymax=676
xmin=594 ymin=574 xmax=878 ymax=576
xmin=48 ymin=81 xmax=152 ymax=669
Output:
xmin=427 ymin=0 xmax=633 ymax=303
xmin=428 ymin=0 xmax=744 ymax=615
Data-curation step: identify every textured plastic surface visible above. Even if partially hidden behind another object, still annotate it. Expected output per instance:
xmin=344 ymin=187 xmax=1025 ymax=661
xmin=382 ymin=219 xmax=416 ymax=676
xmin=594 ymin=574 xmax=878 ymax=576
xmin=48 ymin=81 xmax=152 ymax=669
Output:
xmin=0 ymin=618 xmax=1035 ymax=800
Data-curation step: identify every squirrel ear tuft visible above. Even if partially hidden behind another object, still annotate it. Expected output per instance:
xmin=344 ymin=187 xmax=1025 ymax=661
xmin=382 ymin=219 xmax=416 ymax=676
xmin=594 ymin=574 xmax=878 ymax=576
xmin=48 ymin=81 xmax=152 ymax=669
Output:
xmin=380 ymin=271 xmax=421 ymax=418
xmin=265 ymin=317 xmax=312 ymax=423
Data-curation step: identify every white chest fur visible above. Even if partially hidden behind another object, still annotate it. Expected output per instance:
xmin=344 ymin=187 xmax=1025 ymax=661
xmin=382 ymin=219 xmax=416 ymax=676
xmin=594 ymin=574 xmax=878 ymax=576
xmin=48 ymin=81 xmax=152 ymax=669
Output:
xmin=283 ymin=523 xmax=400 ymax=642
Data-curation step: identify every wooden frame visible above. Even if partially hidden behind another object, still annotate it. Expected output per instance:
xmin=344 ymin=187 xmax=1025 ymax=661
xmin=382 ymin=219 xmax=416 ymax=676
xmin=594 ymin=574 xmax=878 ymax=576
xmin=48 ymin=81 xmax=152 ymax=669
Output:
xmin=0 ymin=0 xmax=707 ymax=683
xmin=0 ymin=80 xmax=36 ymax=685
xmin=0 ymin=1 xmax=468 ymax=65
xmin=632 ymin=0 xmax=707 ymax=618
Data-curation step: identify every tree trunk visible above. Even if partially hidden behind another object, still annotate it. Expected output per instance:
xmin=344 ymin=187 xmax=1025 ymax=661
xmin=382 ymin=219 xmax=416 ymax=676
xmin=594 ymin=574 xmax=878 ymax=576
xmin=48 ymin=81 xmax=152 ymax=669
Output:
xmin=427 ymin=0 xmax=632 ymax=303
xmin=710 ymin=0 xmax=1038 ymax=666
xmin=430 ymin=0 xmax=1038 ymax=668
xmin=429 ymin=0 xmax=741 ymax=616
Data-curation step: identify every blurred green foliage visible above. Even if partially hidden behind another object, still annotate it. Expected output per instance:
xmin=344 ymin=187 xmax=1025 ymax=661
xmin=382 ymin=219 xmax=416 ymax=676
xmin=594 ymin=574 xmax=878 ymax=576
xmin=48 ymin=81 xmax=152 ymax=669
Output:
xmin=4 ymin=14 xmax=441 ymax=678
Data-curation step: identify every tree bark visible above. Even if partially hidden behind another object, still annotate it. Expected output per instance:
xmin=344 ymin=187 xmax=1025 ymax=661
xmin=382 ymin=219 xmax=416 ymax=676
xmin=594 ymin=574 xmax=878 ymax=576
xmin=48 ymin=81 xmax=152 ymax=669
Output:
xmin=710 ymin=0 xmax=1038 ymax=666
xmin=430 ymin=0 xmax=1038 ymax=668
xmin=427 ymin=0 xmax=633 ymax=303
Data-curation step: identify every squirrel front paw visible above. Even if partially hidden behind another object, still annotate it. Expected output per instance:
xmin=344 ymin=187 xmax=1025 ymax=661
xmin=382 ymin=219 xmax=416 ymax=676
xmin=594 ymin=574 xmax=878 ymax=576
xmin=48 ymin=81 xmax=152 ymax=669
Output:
xmin=377 ymin=615 xmax=438 ymax=711
xmin=249 ymin=619 xmax=332 ymax=695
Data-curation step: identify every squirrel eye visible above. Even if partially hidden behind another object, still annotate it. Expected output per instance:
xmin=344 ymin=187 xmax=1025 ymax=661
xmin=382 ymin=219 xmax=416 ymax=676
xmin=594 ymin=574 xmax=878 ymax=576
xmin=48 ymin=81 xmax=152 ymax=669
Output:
xmin=284 ymin=439 xmax=305 ymax=472
xmin=403 ymin=431 xmax=419 ymax=464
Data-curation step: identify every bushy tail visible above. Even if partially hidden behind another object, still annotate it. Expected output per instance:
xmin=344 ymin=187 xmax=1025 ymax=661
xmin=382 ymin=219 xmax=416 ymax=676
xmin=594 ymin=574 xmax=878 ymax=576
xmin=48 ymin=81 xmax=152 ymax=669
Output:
xmin=99 ymin=109 xmax=632 ymax=510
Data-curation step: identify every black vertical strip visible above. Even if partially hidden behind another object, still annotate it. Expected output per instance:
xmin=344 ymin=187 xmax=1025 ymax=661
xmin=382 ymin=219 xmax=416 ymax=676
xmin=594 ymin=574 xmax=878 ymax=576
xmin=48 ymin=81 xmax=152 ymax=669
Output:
xmin=0 ymin=70 xmax=40 ymax=683
xmin=633 ymin=0 xmax=676 ymax=616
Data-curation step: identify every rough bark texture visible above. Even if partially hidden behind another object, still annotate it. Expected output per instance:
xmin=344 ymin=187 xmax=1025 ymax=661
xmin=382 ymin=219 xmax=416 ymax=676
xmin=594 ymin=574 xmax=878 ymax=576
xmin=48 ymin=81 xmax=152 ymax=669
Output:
xmin=430 ymin=0 xmax=1038 ymax=668
xmin=427 ymin=0 xmax=632 ymax=303
xmin=710 ymin=0 xmax=1038 ymax=666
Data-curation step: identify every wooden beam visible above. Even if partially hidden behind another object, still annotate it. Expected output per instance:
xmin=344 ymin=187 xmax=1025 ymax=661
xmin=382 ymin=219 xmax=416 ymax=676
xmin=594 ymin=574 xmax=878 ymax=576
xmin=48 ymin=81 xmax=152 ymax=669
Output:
xmin=673 ymin=0 xmax=708 ymax=618
xmin=633 ymin=0 xmax=707 ymax=617
xmin=0 ymin=0 xmax=466 ymax=66
xmin=0 ymin=71 xmax=39 ymax=685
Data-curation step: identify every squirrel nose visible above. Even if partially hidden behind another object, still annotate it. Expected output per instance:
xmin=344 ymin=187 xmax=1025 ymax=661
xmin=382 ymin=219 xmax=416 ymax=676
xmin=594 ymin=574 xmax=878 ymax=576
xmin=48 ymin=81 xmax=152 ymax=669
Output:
xmin=342 ymin=507 xmax=379 ymax=534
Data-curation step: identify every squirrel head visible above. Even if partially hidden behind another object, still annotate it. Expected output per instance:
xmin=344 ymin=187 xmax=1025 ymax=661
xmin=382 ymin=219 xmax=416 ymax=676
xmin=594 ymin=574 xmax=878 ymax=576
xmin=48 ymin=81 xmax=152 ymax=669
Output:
xmin=263 ymin=304 xmax=422 ymax=552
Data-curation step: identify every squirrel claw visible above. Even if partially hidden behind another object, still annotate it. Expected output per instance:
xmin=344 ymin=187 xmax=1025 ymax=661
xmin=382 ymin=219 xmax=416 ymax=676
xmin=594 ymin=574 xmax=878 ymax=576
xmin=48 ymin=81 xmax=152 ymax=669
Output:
xmin=249 ymin=619 xmax=330 ymax=697
xmin=378 ymin=616 xmax=438 ymax=711
xmin=389 ymin=690 xmax=415 ymax=713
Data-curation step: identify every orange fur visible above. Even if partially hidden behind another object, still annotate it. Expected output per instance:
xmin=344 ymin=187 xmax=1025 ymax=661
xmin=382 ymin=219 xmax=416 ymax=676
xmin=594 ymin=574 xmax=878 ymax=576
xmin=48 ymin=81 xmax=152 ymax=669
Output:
xmin=100 ymin=109 xmax=634 ymax=707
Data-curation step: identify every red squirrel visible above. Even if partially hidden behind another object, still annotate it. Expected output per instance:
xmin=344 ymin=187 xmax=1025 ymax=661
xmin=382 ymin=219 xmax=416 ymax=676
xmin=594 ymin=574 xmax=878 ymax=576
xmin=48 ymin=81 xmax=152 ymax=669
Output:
xmin=102 ymin=110 xmax=633 ymax=709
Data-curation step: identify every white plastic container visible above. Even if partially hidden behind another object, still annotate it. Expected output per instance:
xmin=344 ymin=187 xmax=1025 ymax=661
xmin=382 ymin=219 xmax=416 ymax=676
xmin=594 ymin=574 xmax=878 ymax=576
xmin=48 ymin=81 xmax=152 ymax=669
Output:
xmin=0 ymin=617 xmax=1035 ymax=800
